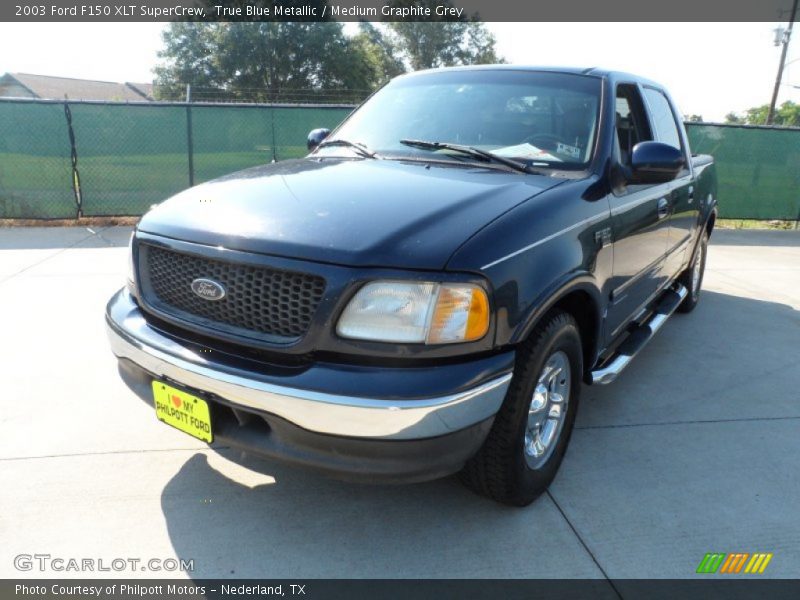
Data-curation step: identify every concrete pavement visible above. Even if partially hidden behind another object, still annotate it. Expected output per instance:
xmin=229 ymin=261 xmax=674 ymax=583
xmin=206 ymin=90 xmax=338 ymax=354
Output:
xmin=0 ymin=227 xmax=798 ymax=582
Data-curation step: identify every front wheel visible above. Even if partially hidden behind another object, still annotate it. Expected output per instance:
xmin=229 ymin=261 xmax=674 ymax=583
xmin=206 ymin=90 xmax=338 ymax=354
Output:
xmin=677 ymin=230 xmax=708 ymax=313
xmin=460 ymin=310 xmax=583 ymax=506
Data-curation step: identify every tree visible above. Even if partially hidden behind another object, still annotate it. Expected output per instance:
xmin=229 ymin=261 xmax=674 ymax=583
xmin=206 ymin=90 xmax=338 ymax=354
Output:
xmin=774 ymin=101 xmax=800 ymax=126
xmin=154 ymin=14 xmax=504 ymax=101
xmin=153 ymin=23 xmax=220 ymax=100
xmin=685 ymin=114 xmax=704 ymax=122
xmin=350 ymin=22 xmax=407 ymax=88
xmin=154 ymin=21 xmax=377 ymax=102
xmin=745 ymin=104 xmax=770 ymax=125
xmin=729 ymin=101 xmax=800 ymax=126
xmin=386 ymin=1 xmax=503 ymax=70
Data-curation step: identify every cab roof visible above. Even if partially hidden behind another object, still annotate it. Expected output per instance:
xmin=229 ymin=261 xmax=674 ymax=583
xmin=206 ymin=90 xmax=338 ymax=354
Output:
xmin=402 ymin=65 xmax=666 ymax=90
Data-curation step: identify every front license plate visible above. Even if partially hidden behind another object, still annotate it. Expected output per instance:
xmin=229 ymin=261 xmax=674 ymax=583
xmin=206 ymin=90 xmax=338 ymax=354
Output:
xmin=152 ymin=381 xmax=213 ymax=443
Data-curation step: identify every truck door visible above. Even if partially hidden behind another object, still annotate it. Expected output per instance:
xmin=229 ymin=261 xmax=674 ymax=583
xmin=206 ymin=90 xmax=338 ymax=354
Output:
xmin=606 ymin=83 xmax=672 ymax=339
xmin=641 ymin=86 xmax=698 ymax=278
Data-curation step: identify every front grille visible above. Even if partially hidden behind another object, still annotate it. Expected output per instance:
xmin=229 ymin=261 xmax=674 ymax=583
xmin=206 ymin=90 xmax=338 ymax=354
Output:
xmin=141 ymin=245 xmax=326 ymax=341
xmin=145 ymin=311 xmax=315 ymax=369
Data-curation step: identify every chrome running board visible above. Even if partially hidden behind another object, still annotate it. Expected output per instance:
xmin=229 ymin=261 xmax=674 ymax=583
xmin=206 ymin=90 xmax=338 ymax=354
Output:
xmin=590 ymin=283 xmax=688 ymax=385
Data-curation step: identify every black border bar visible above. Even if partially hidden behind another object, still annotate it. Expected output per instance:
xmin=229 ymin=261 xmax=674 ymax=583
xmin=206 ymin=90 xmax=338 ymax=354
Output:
xmin=3 ymin=0 xmax=798 ymax=22
xmin=5 ymin=579 xmax=800 ymax=600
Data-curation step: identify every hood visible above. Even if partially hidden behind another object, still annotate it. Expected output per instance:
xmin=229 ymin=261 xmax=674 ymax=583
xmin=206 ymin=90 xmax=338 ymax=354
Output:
xmin=138 ymin=157 xmax=564 ymax=270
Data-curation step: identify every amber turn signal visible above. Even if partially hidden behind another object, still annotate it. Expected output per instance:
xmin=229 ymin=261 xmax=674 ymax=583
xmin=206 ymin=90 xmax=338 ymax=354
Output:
xmin=427 ymin=285 xmax=490 ymax=344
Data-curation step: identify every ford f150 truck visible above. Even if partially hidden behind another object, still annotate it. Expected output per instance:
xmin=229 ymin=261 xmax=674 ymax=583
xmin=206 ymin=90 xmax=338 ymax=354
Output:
xmin=107 ymin=66 xmax=717 ymax=506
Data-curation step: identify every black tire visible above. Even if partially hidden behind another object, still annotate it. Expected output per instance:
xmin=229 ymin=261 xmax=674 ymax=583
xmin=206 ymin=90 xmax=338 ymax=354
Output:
xmin=676 ymin=230 xmax=708 ymax=314
xmin=460 ymin=310 xmax=583 ymax=506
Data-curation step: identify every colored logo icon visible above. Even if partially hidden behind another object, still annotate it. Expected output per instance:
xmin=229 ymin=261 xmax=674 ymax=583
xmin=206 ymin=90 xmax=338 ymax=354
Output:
xmin=696 ymin=553 xmax=773 ymax=574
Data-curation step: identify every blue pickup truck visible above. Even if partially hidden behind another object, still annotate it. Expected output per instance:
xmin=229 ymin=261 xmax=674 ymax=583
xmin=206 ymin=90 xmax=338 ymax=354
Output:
xmin=107 ymin=66 xmax=717 ymax=505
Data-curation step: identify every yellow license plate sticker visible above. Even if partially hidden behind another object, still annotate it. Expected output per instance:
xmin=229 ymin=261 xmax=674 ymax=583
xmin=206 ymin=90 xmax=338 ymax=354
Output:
xmin=152 ymin=381 xmax=213 ymax=443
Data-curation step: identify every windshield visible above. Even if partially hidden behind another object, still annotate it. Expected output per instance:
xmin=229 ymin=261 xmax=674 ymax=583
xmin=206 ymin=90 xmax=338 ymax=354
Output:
xmin=319 ymin=70 xmax=602 ymax=169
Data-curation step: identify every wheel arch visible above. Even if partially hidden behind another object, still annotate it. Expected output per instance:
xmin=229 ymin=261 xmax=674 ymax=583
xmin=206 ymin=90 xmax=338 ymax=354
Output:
xmin=686 ymin=203 xmax=717 ymax=270
xmin=512 ymin=276 xmax=604 ymax=378
xmin=705 ymin=207 xmax=717 ymax=237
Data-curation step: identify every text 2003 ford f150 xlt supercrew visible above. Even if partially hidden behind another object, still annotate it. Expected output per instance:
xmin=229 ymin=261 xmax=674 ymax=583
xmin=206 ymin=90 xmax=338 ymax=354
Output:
xmin=106 ymin=67 xmax=717 ymax=505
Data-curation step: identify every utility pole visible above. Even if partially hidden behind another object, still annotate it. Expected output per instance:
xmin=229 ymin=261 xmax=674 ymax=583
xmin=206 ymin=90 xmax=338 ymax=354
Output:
xmin=767 ymin=0 xmax=799 ymax=124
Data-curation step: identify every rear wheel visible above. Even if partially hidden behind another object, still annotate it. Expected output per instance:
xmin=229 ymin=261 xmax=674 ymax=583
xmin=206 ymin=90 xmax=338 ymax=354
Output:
xmin=677 ymin=230 xmax=708 ymax=313
xmin=460 ymin=310 xmax=582 ymax=506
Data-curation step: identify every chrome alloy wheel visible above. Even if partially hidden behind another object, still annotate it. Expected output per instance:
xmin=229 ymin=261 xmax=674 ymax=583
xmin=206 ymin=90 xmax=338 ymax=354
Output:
xmin=524 ymin=350 xmax=571 ymax=469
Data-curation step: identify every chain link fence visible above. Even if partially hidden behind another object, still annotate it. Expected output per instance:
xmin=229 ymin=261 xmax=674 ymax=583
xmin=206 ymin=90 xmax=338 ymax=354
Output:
xmin=0 ymin=100 xmax=77 ymax=218
xmin=0 ymin=98 xmax=354 ymax=219
xmin=69 ymin=102 xmax=191 ymax=216
xmin=0 ymin=98 xmax=799 ymax=221
xmin=685 ymin=122 xmax=800 ymax=221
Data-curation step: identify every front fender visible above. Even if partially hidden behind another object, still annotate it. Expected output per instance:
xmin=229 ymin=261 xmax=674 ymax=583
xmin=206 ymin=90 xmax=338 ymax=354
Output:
xmin=445 ymin=177 xmax=612 ymax=367
xmin=513 ymin=274 xmax=604 ymax=346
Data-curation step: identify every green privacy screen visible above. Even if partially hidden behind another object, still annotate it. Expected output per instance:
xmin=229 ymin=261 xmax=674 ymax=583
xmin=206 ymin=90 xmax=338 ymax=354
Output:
xmin=686 ymin=123 xmax=800 ymax=220
xmin=191 ymin=105 xmax=275 ymax=183
xmin=272 ymin=106 xmax=352 ymax=160
xmin=68 ymin=102 xmax=190 ymax=216
xmin=0 ymin=101 xmax=76 ymax=218
xmin=0 ymin=98 xmax=797 ymax=221
xmin=0 ymin=99 xmax=352 ymax=218
xmin=191 ymin=104 xmax=353 ymax=181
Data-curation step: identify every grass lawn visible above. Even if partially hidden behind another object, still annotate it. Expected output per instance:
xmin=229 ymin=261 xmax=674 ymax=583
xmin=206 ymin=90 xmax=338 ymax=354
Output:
xmin=717 ymin=219 xmax=798 ymax=230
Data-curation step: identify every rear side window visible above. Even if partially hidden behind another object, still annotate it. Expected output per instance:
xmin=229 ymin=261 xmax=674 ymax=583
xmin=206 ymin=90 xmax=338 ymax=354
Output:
xmin=615 ymin=84 xmax=652 ymax=165
xmin=643 ymin=88 xmax=682 ymax=151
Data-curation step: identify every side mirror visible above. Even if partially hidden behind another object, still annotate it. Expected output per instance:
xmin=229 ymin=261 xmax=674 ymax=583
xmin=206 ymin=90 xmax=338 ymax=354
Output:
xmin=628 ymin=141 xmax=684 ymax=184
xmin=307 ymin=128 xmax=331 ymax=152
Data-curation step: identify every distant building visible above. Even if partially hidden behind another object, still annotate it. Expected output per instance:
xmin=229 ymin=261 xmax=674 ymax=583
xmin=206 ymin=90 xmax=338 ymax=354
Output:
xmin=0 ymin=73 xmax=154 ymax=102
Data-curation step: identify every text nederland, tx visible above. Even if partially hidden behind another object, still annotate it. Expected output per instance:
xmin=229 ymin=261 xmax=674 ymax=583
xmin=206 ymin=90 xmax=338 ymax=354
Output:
xmin=16 ymin=584 xmax=308 ymax=596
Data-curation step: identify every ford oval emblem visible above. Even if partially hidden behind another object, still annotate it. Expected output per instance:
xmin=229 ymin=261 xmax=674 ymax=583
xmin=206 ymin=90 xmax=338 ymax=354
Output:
xmin=191 ymin=278 xmax=226 ymax=301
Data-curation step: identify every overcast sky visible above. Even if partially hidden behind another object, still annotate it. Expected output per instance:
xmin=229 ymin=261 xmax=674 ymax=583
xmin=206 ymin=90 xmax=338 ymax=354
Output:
xmin=0 ymin=22 xmax=798 ymax=121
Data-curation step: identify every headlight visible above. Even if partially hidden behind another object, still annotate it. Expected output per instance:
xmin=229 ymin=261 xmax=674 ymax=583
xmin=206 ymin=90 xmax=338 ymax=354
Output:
xmin=336 ymin=281 xmax=490 ymax=344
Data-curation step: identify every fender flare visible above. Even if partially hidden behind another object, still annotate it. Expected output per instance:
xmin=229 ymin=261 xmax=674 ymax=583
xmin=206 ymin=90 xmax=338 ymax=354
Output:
xmin=512 ymin=273 xmax=605 ymax=369
xmin=688 ymin=201 xmax=718 ymax=263
xmin=704 ymin=202 xmax=718 ymax=234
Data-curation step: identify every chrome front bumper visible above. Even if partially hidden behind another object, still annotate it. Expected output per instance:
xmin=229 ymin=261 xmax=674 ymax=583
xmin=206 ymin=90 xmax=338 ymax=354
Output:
xmin=106 ymin=289 xmax=513 ymax=441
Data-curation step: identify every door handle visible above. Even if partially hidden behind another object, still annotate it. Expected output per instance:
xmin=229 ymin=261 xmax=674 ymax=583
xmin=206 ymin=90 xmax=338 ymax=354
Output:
xmin=657 ymin=197 xmax=670 ymax=220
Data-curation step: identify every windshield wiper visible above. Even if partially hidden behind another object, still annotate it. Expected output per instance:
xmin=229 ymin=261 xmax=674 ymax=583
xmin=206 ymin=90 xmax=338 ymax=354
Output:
xmin=316 ymin=139 xmax=378 ymax=159
xmin=399 ymin=139 xmax=531 ymax=174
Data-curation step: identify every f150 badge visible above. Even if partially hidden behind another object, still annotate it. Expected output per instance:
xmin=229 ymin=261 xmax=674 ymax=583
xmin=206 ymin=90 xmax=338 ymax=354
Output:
xmin=191 ymin=278 xmax=226 ymax=301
